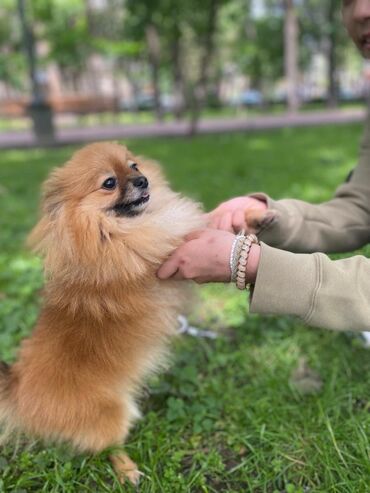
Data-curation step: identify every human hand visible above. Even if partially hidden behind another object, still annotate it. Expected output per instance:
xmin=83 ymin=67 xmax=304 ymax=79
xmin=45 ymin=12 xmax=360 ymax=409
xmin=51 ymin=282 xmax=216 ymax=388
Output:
xmin=207 ymin=196 xmax=268 ymax=233
xmin=157 ymin=229 xmax=261 ymax=284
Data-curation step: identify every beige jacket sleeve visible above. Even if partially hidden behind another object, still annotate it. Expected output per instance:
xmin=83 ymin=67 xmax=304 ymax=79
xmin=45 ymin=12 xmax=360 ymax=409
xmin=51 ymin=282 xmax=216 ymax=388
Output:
xmin=249 ymin=114 xmax=370 ymax=332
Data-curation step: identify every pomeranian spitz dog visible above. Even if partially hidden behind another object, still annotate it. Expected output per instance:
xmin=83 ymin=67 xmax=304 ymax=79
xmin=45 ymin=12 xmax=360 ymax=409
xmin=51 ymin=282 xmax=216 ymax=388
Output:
xmin=0 ymin=142 xmax=204 ymax=484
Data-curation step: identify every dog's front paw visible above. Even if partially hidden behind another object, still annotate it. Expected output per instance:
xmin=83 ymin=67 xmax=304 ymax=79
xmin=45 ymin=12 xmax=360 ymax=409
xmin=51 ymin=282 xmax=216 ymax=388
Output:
xmin=244 ymin=208 xmax=276 ymax=234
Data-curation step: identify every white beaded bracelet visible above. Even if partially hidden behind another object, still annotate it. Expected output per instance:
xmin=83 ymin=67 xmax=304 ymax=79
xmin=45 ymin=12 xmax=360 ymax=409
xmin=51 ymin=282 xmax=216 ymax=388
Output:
xmin=235 ymin=234 xmax=259 ymax=290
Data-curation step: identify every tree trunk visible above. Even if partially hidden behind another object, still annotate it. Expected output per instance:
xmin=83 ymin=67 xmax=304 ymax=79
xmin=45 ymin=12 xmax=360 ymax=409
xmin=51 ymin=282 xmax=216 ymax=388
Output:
xmin=17 ymin=0 xmax=43 ymax=103
xmin=145 ymin=23 xmax=163 ymax=122
xmin=122 ymin=60 xmax=141 ymax=112
xmin=284 ymin=0 xmax=299 ymax=113
xmin=189 ymin=0 xmax=219 ymax=135
xmin=17 ymin=0 xmax=55 ymax=143
xmin=326 ymin=0 xmax=338 ymax=107
xmin=171 ymin=26 xmax=186 ymax=120
xmin=112 ymin=63 xmax=121 ymax=115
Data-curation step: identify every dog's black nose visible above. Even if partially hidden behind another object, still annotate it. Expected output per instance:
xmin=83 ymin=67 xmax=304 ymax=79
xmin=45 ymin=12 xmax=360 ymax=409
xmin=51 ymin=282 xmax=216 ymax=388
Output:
xmin=132 ymin=176 xmax=148 ymax=189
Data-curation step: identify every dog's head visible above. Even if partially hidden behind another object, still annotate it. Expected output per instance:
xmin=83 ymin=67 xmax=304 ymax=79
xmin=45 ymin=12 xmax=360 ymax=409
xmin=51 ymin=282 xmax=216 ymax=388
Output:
xmin=42 ymin=142 xmax=151 ymax=219
xmin=28 ymin=142 xmax=169 ymax=282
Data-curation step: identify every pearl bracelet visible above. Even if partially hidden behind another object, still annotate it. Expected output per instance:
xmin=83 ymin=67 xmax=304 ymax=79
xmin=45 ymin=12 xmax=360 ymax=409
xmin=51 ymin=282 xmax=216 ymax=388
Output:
xmin=235 ymin=234 xmax=259 ymax=290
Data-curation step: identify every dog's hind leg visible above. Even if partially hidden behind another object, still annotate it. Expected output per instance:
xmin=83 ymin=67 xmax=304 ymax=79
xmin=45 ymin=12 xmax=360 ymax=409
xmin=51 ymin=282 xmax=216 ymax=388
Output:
xmin=110 ymin=452 xmax=142 ymax=486
xmin=108 ymin=394 xmax=142 ymax=486
xmin=66 ymin=395 xmax=142 ymax=485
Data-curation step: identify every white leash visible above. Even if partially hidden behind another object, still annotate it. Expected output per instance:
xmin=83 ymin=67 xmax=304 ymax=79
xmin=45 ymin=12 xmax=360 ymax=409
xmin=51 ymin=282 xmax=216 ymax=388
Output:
xmin=177 ymin=315 xmax=217 ymax=339
xmin=177 ymin=318 xmax=370 ymax=346
xmin=361 ymin=331 xmax=370 ymax=347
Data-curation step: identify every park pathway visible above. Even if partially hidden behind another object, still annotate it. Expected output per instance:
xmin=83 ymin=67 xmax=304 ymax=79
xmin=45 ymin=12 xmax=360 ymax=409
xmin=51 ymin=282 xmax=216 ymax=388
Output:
xmin=0 ymin=107 xmax=366 ymax=150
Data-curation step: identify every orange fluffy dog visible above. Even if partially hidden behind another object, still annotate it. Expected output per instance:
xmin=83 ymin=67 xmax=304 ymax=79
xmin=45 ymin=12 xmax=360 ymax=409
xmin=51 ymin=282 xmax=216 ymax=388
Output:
xmin=0 ymin=142 xmax=204 ymax=484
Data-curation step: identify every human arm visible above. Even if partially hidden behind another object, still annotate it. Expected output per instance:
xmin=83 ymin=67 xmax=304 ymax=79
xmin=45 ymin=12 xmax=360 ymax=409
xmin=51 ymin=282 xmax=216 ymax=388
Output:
xmin=158 ymin=228 xmax=370 ymax=332
xmin=208 ymin=115 xmax=370 ymax=254
xmin=157 ymin=229 xmax=260 ymax=284
xmin=250 ymin=242 xmax=370 ymax=332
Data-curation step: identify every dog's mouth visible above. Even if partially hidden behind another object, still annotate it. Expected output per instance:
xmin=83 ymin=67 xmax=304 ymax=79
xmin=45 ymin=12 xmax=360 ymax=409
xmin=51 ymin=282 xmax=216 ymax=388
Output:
xmin=112 ymin=192 xmax=150 ymax=217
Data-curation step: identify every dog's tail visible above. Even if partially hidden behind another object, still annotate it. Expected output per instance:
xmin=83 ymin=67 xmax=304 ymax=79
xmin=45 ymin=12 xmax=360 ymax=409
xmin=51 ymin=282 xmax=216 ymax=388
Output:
xmin=0 ymin=361 xmax=19 ymax=443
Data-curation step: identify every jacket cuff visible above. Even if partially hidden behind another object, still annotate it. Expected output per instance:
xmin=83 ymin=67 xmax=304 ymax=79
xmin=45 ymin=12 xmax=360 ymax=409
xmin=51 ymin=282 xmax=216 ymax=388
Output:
xmin=249 ymin=242 xmax=319 ymax=320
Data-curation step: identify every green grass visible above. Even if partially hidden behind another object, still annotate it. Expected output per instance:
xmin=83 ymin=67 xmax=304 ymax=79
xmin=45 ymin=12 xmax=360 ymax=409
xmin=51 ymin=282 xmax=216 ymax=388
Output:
xmin=0 ymin=124 xmax=369 ymax=492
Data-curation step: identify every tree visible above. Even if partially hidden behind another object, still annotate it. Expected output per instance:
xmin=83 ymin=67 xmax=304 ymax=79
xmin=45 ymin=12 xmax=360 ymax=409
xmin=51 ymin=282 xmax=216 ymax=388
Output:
xmin=17 ymin=0 xmax=55 ymax=143
xmin=299 ymin=0 xmax=350 ymax=107
xmin=0 ymin=1 xmax=26 ymax=96
xmin=125 ymin=0 xmax=165 ymax=121
xmin=125 ymin=0 xmax=227 ymax=128
xmin=18 ymin=0 xmax=42 ymax=101
xmin=284 ymin=0 xmax=299 ymax=112
xmin=32 ymin=0 xmax=91 ymax=91
xmin=237 ymin=14 xmax=285 ymax=94
xmin=187 ymin=0 xmax=223 ymax=134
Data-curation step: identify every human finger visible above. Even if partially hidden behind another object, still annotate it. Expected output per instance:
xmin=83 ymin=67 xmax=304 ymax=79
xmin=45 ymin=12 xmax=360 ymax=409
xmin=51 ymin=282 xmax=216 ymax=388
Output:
xmin=157 ymin=255 xmax=181 ymax=279
xmin=218 ymin=211 xmax=233 ymax=232
xmin=208 ymin=213 xmax=221 ymax=229
xmin=232 ymin=209 xmax=246 ymax=233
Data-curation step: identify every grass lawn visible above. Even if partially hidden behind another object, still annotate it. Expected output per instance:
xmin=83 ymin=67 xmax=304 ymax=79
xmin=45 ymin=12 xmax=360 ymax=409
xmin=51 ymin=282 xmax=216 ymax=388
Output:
xmin=0 ymin=124 xmax=369 ymax=492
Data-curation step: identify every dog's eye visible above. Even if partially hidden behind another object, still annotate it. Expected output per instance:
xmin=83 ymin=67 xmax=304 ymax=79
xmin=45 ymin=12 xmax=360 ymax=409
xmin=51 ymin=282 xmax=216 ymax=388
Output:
xmin=130 ymin=163 xmax=139 ymax=171
xmin=102 ymin=177 xmax=117 ymax=190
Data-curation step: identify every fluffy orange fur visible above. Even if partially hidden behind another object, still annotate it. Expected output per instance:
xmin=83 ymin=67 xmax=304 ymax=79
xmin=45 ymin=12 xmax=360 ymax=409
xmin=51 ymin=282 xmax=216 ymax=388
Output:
xmin=0 ymin=142 xmax=204 ymax=483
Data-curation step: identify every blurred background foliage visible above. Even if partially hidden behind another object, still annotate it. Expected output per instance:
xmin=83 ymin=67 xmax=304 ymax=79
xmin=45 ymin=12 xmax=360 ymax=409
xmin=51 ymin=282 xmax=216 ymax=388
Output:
xmin=0 ymin=0 xmax=367 ymax=135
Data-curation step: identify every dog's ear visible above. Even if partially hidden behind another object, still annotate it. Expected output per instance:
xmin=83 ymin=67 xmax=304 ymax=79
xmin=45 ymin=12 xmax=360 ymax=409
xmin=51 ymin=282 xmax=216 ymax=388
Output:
xmin=27 ymin=167 xmax=66 ymax=254
xmin=41 ymin=167 xmax=66 ymax=216
xmin=27 ymin=215 xmax=50 ymax=254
